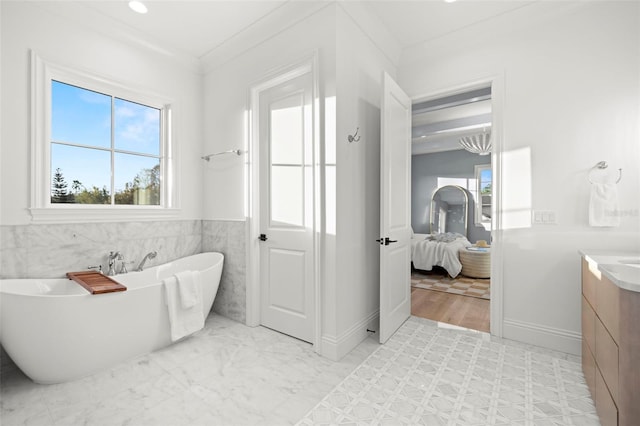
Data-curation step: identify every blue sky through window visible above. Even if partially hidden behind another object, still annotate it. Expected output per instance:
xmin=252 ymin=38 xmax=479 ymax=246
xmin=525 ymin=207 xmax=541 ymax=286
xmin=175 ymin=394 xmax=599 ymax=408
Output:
xmin=51 ymin=81 xmax=160 ymax=195
xmin=51 ymin=80 xmax=111 ymax=148
xmin=480 ymin=169 xmax=492 ymax=193
xmin=51 ymin=144 xmax=111 ymax=191
xmin=114 ymin=98 xmax=160 ymax=156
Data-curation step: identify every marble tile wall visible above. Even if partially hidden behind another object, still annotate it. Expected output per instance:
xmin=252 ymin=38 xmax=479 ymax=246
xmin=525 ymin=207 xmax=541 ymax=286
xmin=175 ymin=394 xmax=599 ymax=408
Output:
xmin=202 ymin=220 xmax=246 ymax=324
xmin=0 ymin=220 xmax=202 ymax=279
xmin=0 ymin=219 xmax=247 ymax=324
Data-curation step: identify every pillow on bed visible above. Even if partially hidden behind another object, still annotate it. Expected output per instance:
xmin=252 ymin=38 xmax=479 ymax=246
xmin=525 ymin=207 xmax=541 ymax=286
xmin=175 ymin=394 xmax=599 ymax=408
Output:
xmin=427 ymin=232 xmax=466 ymax=243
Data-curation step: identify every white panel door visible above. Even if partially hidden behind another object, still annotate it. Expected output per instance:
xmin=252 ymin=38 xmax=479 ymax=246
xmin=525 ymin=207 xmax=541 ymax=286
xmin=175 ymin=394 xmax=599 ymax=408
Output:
xmin=259 ymin=71 xmax=315 ymax=343
xmin=379 ymin=72 xmax=412 ymax=344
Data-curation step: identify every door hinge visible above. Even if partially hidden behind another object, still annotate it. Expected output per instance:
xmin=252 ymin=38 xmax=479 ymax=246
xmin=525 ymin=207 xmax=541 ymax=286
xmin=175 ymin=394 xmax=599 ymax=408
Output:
xmin=258 ymin=234 xmax=268 ymax=241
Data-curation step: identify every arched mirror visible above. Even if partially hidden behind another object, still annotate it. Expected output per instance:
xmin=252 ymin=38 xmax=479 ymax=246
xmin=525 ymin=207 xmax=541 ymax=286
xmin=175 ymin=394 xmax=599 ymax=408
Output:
xmin=430 ymin=185 xmax=468 ymax=236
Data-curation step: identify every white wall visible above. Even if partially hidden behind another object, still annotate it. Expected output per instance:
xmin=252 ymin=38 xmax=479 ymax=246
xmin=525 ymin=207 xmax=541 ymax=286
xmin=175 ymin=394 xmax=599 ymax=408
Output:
xmin=202 ymin=3 xmax=398 ymax=359
xmin=398 ymin=1 xmax=640 ymax=354
xmin=202 ymin=3 xmax=338 ymax=348
xmin=0 ymin=2 xmax=203 ymax=225
xmin=202 ymin=5 xmax=337 ymax=221
xmin=328 ymin=5 xmax=397 ymax=357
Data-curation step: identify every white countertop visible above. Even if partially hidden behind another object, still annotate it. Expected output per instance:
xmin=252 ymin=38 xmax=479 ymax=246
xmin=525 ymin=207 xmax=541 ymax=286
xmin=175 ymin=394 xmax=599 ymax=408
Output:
xmin=579 ymin=250 xmax=640 ymax=293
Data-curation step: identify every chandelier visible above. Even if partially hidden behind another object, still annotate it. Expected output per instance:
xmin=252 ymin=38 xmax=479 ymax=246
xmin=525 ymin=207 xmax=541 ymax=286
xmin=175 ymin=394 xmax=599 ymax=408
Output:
xmin=459 ymin=131 xmax=491 ymax=155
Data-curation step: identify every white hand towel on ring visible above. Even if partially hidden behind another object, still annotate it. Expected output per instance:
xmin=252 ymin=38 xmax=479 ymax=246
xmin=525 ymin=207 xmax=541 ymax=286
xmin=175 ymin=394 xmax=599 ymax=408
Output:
xmin=589 ymin=183 xmax=620 ymax=227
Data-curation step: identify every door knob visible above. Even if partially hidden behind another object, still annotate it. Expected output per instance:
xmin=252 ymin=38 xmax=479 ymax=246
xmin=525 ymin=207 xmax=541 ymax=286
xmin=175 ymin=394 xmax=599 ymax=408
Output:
xmin=258 ymin=234 xmax=268 ymax=241
xmin=376 ymin=237 xmax=398 ymax=245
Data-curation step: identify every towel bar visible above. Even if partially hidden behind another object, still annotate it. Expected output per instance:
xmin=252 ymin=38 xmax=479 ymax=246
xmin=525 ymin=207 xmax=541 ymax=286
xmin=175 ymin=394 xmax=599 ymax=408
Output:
xmin=201 ymin=149 xmax=243 ymax=161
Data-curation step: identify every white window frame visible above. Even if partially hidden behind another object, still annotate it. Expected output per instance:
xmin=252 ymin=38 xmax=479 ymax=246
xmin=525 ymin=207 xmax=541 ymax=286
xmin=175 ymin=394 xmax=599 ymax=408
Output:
xmin=474 ymin=164 xmax=492 ymax=229
xmin=30 ymin=51 xmax=178 ymax=222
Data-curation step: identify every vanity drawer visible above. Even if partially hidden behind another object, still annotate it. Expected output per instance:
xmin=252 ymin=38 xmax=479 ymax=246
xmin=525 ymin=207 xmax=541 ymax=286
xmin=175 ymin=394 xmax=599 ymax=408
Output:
xmin=582 ymin=295 xmax=596 ymax=353
xmin=597 ymin=275 xmax=620 ymax=343
xmin=596 ymin=366 xmax=618 ymax=426
xmin=595 ymin=317 xmax=619 ymax=404
xmin=582 ymin=339 xmax=596 ymax=401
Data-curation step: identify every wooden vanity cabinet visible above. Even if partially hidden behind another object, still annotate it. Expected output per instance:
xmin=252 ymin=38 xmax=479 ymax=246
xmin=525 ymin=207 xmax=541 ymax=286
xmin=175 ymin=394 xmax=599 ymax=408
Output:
xmin=581 ymin=258 xmax=640 ymax=426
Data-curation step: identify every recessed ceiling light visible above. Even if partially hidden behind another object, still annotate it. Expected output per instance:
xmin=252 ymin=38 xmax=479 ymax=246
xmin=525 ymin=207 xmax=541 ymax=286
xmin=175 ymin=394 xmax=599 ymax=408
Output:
xmin=128 ymin=1 xmax=148 ymax=14
xmin=444 ymin=0 xmax=457 ymax=3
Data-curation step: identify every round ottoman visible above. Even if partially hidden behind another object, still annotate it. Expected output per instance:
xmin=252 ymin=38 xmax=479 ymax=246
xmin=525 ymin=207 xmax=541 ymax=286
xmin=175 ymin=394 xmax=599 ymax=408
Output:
xmin=459 ymin=248 xmax=491 ymax=278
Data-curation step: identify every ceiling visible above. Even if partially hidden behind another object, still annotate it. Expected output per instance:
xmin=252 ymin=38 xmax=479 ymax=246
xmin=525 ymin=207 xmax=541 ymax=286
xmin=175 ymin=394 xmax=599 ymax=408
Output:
xmin=54 ymin=1 xmax=291 ymax=59
xmin=365 ymin=0 xmax=533 ymax=49
xmin=411 ymin=87 xmax=493 ymax=156
xmin=29 ymin=0 xmax=536 ymax=154
xmin=31 ymin=0 xmax=536 ymax=63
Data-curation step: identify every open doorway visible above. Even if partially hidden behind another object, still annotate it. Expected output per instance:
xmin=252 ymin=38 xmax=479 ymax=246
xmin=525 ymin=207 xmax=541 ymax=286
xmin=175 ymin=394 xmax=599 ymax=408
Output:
xmin=409 ymin=86 xmax=493 ymax=333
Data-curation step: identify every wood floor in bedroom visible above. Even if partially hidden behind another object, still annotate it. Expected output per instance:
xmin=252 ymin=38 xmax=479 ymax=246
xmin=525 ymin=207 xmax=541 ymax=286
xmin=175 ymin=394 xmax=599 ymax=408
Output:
xmin=411 ymin=271 xmax=490 ymax=333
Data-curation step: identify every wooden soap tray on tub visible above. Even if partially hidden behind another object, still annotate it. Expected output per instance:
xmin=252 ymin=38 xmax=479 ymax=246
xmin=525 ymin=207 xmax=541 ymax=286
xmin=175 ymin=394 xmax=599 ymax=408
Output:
xmin=66 ymin=271 xmax=127 ymax=294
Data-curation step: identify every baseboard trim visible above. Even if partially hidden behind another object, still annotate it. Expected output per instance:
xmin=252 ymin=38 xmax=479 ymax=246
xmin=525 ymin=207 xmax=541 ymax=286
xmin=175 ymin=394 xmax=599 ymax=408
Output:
xmin=320 ymin=310 xmax=379 ymax=361
xmin=503 ymin=318 xmax=581 ymax=355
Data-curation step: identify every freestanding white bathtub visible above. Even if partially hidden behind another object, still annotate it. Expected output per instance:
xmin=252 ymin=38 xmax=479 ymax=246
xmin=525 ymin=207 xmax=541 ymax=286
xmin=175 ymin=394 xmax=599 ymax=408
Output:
xmin=0 ymin=252 xmax=223 ymax=384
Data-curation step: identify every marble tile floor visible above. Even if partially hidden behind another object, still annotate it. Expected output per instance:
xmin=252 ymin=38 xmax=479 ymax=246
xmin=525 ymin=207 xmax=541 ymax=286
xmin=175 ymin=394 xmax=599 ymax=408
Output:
xmin=0 ymin=314 xmax=379 ymax=426
xmin=298 ymin=317 xmax=599 ymax=426
xmin=1 ymin=314 xmax=599 ymax=426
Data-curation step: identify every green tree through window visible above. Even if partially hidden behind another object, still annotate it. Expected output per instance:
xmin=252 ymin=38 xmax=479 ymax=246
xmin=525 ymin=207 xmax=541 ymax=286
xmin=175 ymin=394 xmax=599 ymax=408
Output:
xmin=50 ymin=80 xmax=162 ymax=206
xmin=52 ymin=166 xmax=160 ymax=205
xmin=51 ymin=168 xmax=74 ymax=203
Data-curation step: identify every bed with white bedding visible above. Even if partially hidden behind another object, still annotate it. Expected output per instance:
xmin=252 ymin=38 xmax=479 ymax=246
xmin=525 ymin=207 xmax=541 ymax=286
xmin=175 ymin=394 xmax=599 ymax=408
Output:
xmin=411 ymin=232 xmax=471 ymax=278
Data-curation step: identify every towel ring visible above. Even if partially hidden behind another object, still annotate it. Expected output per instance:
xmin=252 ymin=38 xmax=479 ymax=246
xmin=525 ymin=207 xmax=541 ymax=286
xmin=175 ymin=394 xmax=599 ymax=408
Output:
xmin=588 ymin=161 xmax=622 ymax=184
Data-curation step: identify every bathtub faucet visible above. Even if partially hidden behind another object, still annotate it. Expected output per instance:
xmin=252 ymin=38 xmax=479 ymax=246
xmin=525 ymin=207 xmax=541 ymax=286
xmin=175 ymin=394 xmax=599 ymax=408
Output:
xmin=107 ymin=251 xmax=120 ymax=276
xmin=136 ymin=251 xmax=157 ymax=272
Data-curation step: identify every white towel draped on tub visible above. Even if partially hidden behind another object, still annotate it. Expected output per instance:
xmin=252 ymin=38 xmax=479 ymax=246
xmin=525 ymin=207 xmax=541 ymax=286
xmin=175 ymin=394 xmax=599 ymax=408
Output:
xmin=589 ymin=183 xmax=620 ymax=227
xmin=175 ymin=270 xmax=200 ymax=308
xmin=163 ymin=271 xmax=204 ymax=342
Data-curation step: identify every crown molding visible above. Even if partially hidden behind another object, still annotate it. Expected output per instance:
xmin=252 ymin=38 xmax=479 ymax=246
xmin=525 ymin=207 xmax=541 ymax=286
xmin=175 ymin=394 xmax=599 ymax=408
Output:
xmin=199 ymin=1 xmax=329 ymax=74
xmin=30 ymin=1 xmax=201 ymax=73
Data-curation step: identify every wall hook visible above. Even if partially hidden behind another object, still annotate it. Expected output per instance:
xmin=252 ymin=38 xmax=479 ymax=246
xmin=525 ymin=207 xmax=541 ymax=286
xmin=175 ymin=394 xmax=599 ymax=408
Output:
xmin=348 ymin=127 xmax=361 ymax=143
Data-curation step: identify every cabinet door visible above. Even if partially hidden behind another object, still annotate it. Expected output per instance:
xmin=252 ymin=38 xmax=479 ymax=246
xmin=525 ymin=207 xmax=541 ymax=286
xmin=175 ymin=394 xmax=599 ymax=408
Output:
xmin=618 ymin=287 xmax=640 ymax=426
